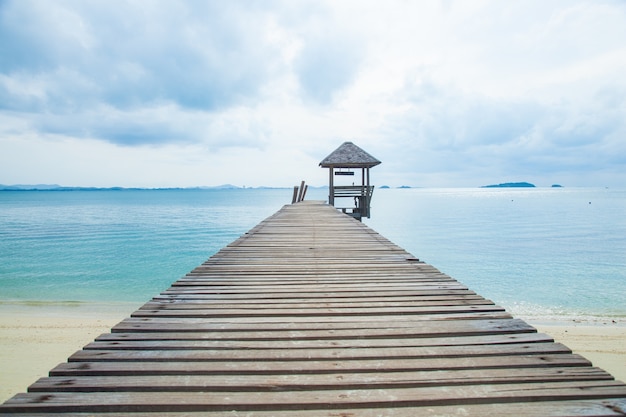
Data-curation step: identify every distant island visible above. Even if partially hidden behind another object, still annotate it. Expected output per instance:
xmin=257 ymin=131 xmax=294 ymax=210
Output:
xmin=481 ymin=182 xmax=536 ymax=188
xmin=0 ymin=184 xmax=275 ymax=191
xmin=0 ymin=184 xmax=63 ymax=190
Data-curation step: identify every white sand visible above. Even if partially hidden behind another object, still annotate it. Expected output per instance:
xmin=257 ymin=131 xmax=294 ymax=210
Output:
xmin=0 ymin=302 xmax=135 ymax=402
xmin=534 ymin=322 xmax=626 ymax=383
xmin=1 ymin=303 xmax=625 ymax=403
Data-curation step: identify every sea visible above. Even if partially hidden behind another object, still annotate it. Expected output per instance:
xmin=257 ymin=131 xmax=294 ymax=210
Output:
xmin=1 ymin=187 xmax=624 ymax=324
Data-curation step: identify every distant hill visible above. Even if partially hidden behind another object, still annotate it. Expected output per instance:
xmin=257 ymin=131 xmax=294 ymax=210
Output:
xmin=0 ymin=184 xmax=245 ymax=191
xmin=199 ymin=184 xmax=241 ymax=190
xmin=481 ymin=182 xmax=536 ymax=188
xmin=0 ymin=184 xmax=307 ymax=191
xmin=0 ymin=184 xmax=62 ymax=190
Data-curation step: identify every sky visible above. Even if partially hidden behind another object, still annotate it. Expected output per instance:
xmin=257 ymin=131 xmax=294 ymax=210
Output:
xmin=1 ymin=0 xmax=625 ymax=188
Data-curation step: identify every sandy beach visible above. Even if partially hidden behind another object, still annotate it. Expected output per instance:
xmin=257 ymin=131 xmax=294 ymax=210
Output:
xmin=0 ymin=302 xmax=136 ymax=403
xmin=533 ymin=322 xmax=626 ymax=384
xmin=1 ymin=303 xmax=625 ymax=404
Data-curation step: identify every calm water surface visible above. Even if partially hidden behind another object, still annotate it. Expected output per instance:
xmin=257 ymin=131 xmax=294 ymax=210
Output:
xmin=367 ymin=187 xmax=626 ymax=322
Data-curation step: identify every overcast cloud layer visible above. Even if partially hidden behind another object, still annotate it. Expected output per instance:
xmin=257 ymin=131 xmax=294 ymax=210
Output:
xmin=1 ymin=0 xmax=625 ymax=187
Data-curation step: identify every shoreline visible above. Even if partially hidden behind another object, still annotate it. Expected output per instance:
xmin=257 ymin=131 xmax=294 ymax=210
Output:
xmin=1 ymin=302 xmax=625 ymax=404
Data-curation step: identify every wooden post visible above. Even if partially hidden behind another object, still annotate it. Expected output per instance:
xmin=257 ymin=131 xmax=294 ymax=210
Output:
xmin=361 ymin=168 xmax=366 ymax=217
xmin=366 ymin=167 xmax=371 ymax=218
xmin=302 ymin=184 xmax=308 ymax=201
xmin=328 ymin=167 xmax=334 ymax=206
xmin=297 ymin=180 xmax=306 ymax=202
xmin=362 ymin=168 xmax=365 ymax=191
xmin=291 ymin=186 xmax=299 ymax=204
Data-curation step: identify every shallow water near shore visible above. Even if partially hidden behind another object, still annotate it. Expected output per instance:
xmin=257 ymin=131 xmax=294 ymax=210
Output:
xmin=1 ymin=187 xmax=624 ymax=323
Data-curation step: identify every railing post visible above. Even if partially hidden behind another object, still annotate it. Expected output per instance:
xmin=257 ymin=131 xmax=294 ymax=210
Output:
xmin=328 ymin=168 xmax=334 ymax=206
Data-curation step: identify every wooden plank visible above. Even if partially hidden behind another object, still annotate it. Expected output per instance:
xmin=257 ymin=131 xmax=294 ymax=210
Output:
xmin=5 ymin=382 xmax=626 ymax=413
xmin=113 ymin=311 xmax=516 ymax=327
xmin=83 ymin=332 xmax=553 ymax=350
xmin=152 ymin=289 xmax=481 ymax=300
xmin=129 ymin=304 xmax=506 ymax=318
xmin=67 ymin=342 xmax=574 ymax=362
xmin=49 ymin=354 xmax=594 ymax=377
xmin=146 ymin=294 xmax=488 ymax=306
xmin=105 ymin=318 xmax=535 ymax=339
xmin=29 ymin=367 xmax=616 ymax=393
xmin=9 ymin=399 xmax=626 ymax=417
xmin=159 ymin=284 xmax=471 ymax=294
xmin=173 ymin=277 xmax=457 ymax=285
xmin=111 ymin=315 xmax=519 ymax=332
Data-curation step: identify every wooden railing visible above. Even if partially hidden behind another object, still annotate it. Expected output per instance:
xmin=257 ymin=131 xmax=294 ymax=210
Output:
xmin=331 ymin=185 xmax=374 ymax=219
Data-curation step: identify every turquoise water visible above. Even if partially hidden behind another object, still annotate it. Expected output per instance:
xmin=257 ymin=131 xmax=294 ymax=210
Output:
xmin=368 ymin=187 xmax=626 ymax=322
xmin=0 ymin=189 xmax=291 ymax=303
xmin=1 ymin=187 xmax=624 ymax=322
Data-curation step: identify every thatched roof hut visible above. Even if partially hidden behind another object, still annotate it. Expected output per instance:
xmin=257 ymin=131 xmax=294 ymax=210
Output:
xmin=319 ymin=141 xmax=381 ymax=169
xmin=319 ymin=142 xmax=381 ymax=220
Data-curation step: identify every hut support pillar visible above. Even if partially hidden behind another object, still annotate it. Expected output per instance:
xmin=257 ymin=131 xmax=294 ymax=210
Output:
xmin=328 ymin=167 xmax=334 ymax=206
xmin=366 ymin=167 xmax=371 ymax=218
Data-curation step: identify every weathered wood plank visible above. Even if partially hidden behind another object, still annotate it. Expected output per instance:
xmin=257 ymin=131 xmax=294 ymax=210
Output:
xmin=174 ymin=277 xmax=457 ymax=285
xmin=145 ymin=295 xmax=488 ymax=306
xmin=83 ymin=332 xmax=553 ymax=350
xmin=5 ymin=382 xmax=626 ymax=413
xmin=10 ymin=399 xmax=626 ymax=417
xmin=114 ymin=311 xmax=515 ymax=327
xmin=160 ymin=284 xmax=471 ymax=295
xmin=29 ymin=367 xmax=616 ymax=393
xmin=111 ymin=315 xmax=520 ymax=332
xmin=49 ymin=354 xmax=594 ymax=377
xmin=105 ymin=318 xmax=534 ymax=338
xmin=129 ymin=304 xmax=505 ymax=319
xmin=153 ymin=289 xmax=480 ymax=300
xmin=68 ymin=342 xmax=574 ymax=362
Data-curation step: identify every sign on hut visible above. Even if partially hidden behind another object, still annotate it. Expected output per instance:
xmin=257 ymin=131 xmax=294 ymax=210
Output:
xmin=319 ymin=141 xmax=381 ymax=220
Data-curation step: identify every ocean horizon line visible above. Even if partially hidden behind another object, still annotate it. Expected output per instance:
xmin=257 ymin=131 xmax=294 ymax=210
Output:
xmin=1 ymin=183 xmax=615 ymax=191
xmin=0 ymin=184 xmax=301 ymax=191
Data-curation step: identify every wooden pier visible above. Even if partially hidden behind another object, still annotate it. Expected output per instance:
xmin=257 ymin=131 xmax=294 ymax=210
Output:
xmin=2 ymin=201 xmax=626 ymax=415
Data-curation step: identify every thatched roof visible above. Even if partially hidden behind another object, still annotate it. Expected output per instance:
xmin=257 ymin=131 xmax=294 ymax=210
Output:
xmin=319 ymin=142 xmax=381 ymax=168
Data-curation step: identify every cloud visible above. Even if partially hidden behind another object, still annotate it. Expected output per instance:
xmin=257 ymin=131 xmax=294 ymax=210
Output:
xmin=1 ymin=1 xmax=282 ymax=108
xmin=1 ymin=0 xmax=626 ymax=187
xmin=0 ymin=1 xmax=286 ymax=145
xmin=0 ymin=0 xmax=372 ymax=148
xmin=292 ymin=11 xmax=364 ymax=104
xmin=373 ymin=71 xmax=626 ymax=186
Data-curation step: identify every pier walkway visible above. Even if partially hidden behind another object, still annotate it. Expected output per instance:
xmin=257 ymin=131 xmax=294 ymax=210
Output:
xmin=2 ymin=201 xmax=626 ymax=415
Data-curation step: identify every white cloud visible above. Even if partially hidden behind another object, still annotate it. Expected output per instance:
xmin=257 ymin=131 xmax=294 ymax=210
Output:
xmin=1 ymin=0 xmax=625 ymax=187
